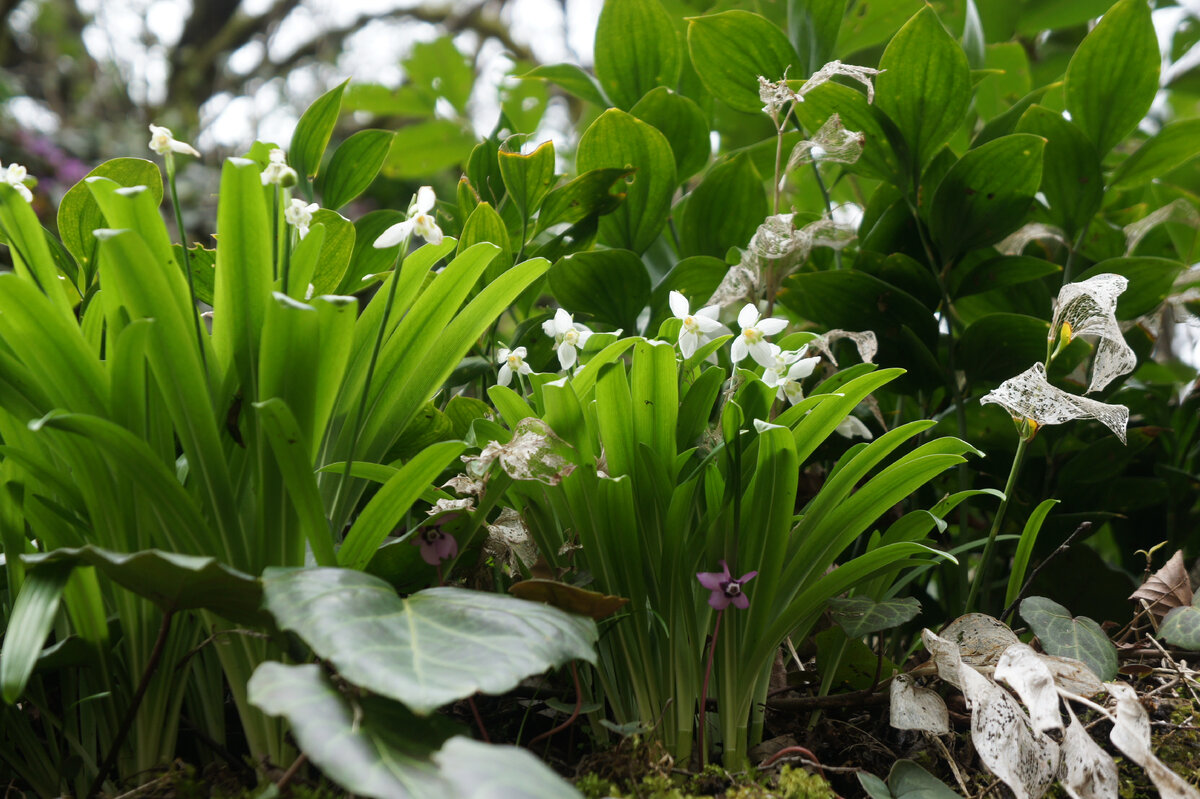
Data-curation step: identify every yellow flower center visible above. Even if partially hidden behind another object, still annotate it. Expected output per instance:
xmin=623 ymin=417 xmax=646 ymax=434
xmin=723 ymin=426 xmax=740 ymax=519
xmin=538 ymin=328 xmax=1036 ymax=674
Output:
xmin=562 ymin=328 xmax=579 ymax=346
xmin=743 ymin=328 xmax=763 ymax=344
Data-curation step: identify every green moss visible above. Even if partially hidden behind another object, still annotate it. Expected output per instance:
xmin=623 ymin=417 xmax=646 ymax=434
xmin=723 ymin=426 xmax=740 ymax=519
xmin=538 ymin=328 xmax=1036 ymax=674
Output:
xmin=574 ymin=764 xmax=835 ymax=798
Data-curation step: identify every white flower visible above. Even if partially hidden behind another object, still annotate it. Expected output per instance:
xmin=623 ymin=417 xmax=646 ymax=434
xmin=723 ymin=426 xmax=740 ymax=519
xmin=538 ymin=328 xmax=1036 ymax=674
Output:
xmin=497 ymin=346 xmax=532 ymax=387
xmin=835 ymin=415 xmax=874 ymax=440
xmin=261 ymin=148 xmax=298 ymax=187
xmin=732 ymin=303 xmax=788 ymax=366
xmin=542 ymin=308 xmax=593 ymax=370
xmin=373 ymin=185 xmax=443 ymax=248
xmin=669 ymin=290 xmax=724 ymax=358
xmin=761 ymin=345 xmax=821 ymax=404
xmin=284 ymin=198 xmax=319 ymax=239
xmin=1049 ymin=273 xmax=1136 ymax=394
xmin=2 ymin=161 xmax=32 ymax=202
xmin=981 ymin=362 xmax=1129 ymax=444
xmin=147 ymin=124 xmax=200 ymax=157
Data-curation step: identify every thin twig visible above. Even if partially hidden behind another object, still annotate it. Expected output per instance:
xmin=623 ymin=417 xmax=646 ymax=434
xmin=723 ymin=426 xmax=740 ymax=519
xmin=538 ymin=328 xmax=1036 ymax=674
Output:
xmin=529 ymin=662 xmax=583 ymax=746
xmin=275 ymin=753 xmax=307 ymax=792
xmin=1001 ymin=521 xmax=1092 ymax=623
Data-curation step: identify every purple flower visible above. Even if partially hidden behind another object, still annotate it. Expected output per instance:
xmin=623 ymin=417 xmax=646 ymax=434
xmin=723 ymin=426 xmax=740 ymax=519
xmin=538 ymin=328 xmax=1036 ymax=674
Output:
xmin=413 ymin=528 xmax=458 ymax=565
xmin=697 ymin=560 xmax=758 ymax=610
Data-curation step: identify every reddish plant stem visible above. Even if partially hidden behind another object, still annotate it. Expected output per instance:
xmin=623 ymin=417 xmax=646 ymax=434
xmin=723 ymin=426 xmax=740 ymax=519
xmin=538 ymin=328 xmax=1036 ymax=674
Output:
xmin=468 ymin=696 xmax=491 ymax=744
xmin=529 ymin=662 xmax=583 ymax=746
xmin=698 ymin=608 xmax=724 ymax=767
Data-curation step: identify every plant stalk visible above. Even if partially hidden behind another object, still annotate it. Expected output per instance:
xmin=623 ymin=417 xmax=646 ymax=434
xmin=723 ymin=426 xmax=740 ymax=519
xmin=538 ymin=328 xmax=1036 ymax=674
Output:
xmin=165 ymin=156 xmax=207 ymax=371
xmin=697 ymin=608 xmax=723 ymax=767
xmin=964 ymin=435 xmax=1029 ymax=613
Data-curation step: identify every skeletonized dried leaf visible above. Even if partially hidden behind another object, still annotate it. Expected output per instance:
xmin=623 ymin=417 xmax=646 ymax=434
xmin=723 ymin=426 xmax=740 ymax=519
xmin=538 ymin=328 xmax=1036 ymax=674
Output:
xmin=484 ymin=507 xmax=538 ymax=573
xmin=465 ymin=418 xmax=577 ymax=485
xmin=1129 ymin=549 xmax=1193 ymax=619
xmin=1124 ymin=198 xmax=1200 ymax=255
xmin=707 ymin=257 xmax=761 ymax=309
xmin=808 ymin=329 xmax=878 ymax=365
xmin=1058 ymin=704 xmax=1118 ymax=799
xmin=962 ymin=664 xmax=1060 ymax=799
xmin=994 ymin=644 xmax=1064 ymax=738
xmin=1050 ymin=273 xmax=1137 ymax=393
xmin=939 ymin=613 xmax=1021 ymax=668
xmin=1040 ymin=655 xmax=1104 ymax=698
xmin=1107 ymin=682 xmax=1200 ymax=799
xmin=998 ymin=223 xmax=1067 ymax=256
xmin=889 ymin=673 xmax=950 ymax=735
xmin=786 ymin=113 xmax=864 ymax=171
xmin=980 ymin=363 xmax=1129 ymax=444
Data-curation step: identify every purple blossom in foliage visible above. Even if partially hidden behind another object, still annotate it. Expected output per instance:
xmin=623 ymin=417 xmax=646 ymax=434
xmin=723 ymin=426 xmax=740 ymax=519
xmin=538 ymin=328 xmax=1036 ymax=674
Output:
xmin=413 ymin=528 xmax=458 ymax=565
xmin=696 ymin=560 xmax=757 ymax=610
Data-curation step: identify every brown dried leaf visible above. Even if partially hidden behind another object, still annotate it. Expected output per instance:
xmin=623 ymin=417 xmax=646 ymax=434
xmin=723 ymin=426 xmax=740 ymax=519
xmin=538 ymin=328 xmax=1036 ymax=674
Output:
xmin=508 ymin=579 xmax=629 ymax=620
xmin=1129 ymin=550 xmax=1193 ymax=619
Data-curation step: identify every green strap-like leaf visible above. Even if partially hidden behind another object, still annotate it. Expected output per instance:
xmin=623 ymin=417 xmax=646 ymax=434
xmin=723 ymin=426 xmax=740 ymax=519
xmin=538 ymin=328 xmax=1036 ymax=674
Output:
xmin=289 ymin=79 xmax=349 ymax=190
xmin=319 ymin=129 xmax=395 ymax=211
xmin=0 ymin=561 xmax=72 ymax=703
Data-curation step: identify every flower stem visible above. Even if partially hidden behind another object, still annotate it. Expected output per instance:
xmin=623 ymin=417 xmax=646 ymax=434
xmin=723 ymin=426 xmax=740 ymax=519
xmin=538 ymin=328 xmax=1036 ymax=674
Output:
xmin=964 ymin=434 xmax=1029 ymax=614
xmin=697 ymin=608 xmax=723 ymax=767
xmin=165 ymin=156 xmax=207 ymax=371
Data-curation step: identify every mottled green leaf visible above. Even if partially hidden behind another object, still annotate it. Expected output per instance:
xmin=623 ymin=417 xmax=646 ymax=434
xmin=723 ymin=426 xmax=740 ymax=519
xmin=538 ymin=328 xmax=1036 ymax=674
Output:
xmin=1159 ymin=603 xmax=1200 ymax=651
xmin=1020 ymin=595 xmax=1117 ymax=680
xmin=829 ymin=596 xmax=921 ymax=637
xmin=57 ymin=158 xmax=162 ymax=283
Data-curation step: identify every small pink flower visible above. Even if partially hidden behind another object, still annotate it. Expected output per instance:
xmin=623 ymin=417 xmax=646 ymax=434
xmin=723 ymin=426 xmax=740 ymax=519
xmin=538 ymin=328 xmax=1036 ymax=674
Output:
xmin=413 ymin=528 xmax=458 ymax=565
xmin=696 ymin=560 xmax=758 ymax=610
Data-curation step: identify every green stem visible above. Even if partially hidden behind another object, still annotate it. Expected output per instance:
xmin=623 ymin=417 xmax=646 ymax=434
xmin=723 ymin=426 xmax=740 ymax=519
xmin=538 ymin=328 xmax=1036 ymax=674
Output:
xmin=809 ymin=160 xmax=842 ymax=271
xmin=165 ymin=156 xmax=208 ymax=371
xmin=1061 ymin=228 xmax=1088 ymax=286
xmin=964 ymin=435 xmax=1029 ymax=614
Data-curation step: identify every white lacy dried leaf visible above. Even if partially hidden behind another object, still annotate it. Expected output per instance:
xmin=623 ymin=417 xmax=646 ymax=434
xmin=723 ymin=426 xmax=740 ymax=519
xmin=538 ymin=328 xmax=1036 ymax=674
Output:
xmin=998 ymin=223 xmax=1067 ymax=256
xmin=995 ymin=644 xmax=1064 ymax=738
xmin=427 ymin=497 xmax=475 ymax=516
xmin=940 ymin=613 xmax=1021 ymax=668
xmin=1041 ymin=655 xmax=1103 ymax=698
xmin=707 ymin=257 xmax=762 ymax=309
xmin=922 ymin=628 xmax=966 ymax=689
xmin=749 ymin=213 xmax=812 ymax=263
xmin=1107 ymin=683 xmax=1200 ymax=799
xmin=962 ymin=664 xmax=1060 ymax=799
xmin=980 ymin=363 xmax=1129 ymax=444
xmin=1058 ymin=703 xmax=1118 ymax=799
xmin=484 ymin=507 xmax=538 ymax=572
xmin=809 ymin=329 xmax=878 ymax=365
xmin=443 ymin=474 xmax=484 ymax=496
xmin=461 ymin=418 xmax=577 ymax=485
xmin=786 ymin=114 xmax=865 ymax=170
xmin=803 ymin=217 xmax=858 ymax=251
xmin=797 ymin=60 xmax=882 ymax=103
xmin=1124 ymin=198 xmax=1200 ymax=255
xmin=889 ymin=673 xmax=950 ymax=734
xmin=1050 ymin=274 xmax=1136 ymax=393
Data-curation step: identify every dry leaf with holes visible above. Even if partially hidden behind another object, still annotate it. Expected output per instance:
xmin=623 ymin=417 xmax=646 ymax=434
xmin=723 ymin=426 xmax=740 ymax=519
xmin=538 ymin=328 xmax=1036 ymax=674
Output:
xmin=922 ymin=628 xmax=966 ymax=688
xmin=1040 ymin=655 xmax=1103 ymax=698
xmin=1058 ymin=704 xmax=1117 ymax=799
xmin=484 ymin=507 xmax=537 ymax=573
xmin=889 ymin=673 xmax=950 ymax=735
xmin=1107 ymin=683 xmax=1200 ymax=799
xmin=994 ymin=644 xmax=1064 ymax=738
xmin=961 ymin=664 xmax=1060 ymax=799
xmin=1129 ymin=549 xmax=1193 ymax=620
xmin=940 ymin=613 xmax=1021 ymax=667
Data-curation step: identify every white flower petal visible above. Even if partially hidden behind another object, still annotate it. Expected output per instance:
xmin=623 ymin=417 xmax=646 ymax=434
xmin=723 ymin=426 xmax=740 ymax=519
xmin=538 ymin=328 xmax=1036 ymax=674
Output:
xmin=669 ymin=290 xmax=690 ymax=319
xmin=498 ymin=363 xmax=513 ymax=387
xmin=756 ymin=317 xmax=788 ymax=336
xmin=748 ymin=340 xmax=777 ymax=368
xmin=679 ymin=331 xmax=699 ymax=358
xmin=558 ymin=342 xmax=577 ymax=370
xmin=373 ymin=220 xmax=413 ymax=249
xmin=731 ymin=337 xmax=749 ymax=363
xmin=787 ymin=356 xmax=821 ymax=381
xmin=737 ymin=303 xmax=760 ymax=330
xmin=416 ymin=185 xmax=436 ymax=214
xmin=554 ymin=307 xmax=573 ymax=333
xmin=836 ymin=415 xmax=873 ymax=439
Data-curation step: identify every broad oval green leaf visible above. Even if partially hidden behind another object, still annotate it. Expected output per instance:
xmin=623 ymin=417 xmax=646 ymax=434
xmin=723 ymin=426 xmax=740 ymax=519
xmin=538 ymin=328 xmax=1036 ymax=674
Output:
xmin=792 ymin=82 xmax=904 ymax=181
xmin=1110 ymin=120 xmax=1200 ymax=190
xmin=262 ymin=568 xmax=598 ymax=713
xmin=829 ymin=596 xmax=921 ymax=638
xmin=679 ymin=153 xmax=766 ymax=258
xmin=535 ymin=167 xmax=632 ymax=236
xmin=949 ymin=255 xmax=1061 ymax=299
xmin=550 ymin=249 xmax=651 ymax=333
xmin=630 ymin=87 xmax=710 ymax=180
xmin=1064 ymin=0 xmax=1159 ymax=155
xmin=1015 ymin=105 xmax=1102 ymax=239
xmin=687 ymin=10 xmax=799 ymax=114
xmin=576 ymin=109 xmax=676 ymax=253
xmin=928 ymin=134 xmax=1045 ymax=262
xmin=459 ymin=202 xmax=513 ymax=281
xmin=340 ymin=209 xmax=406 ymax=292
xmin=290 ymin=78 xmax=349 ymax=187
xmin=498 ymin=139 xmax=556 ymax=220
xmin=319 ymin=129 xmax=394 ymax=211
xmin=956 ymin=313 xmax=1050 ymax=383
xmin=789 ymin=0 xmax=845 ymax=74
xmin=382 ymin=120 xmax=477 ymax=179
xmin=875 ymin=6 xmax=971 ymax=174
xmin=594 ymin=0 xmax=682 ymax=110
xmin=57 ymin=158 xmax=162 ymax=284
xmin=1019 ymin=595 xmax=1117 ymax=680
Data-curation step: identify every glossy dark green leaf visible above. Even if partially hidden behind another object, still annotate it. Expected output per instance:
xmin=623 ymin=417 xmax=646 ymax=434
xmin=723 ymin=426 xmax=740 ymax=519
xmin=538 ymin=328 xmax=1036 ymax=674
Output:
xmin=262 ymin=568 xmax=597 ymax=714
xmin=781 ymin=270 xmax=937 ymax=354
xmin=1159 ymin=603 xmax=1200 ymax=651
xmin=1015 ymin=106 xmax=1102 ymax=238
xmin=974 ymin=43 xmax=1032 ymax=122
xmin=338 ymin=209 xmax=405 ymax=292
xmin=687 ymin=10 xmax=800 ymax=114
xmin=1111 ymin=120 xmax=1200 ymax=190
xmin=630 ymin=87 xmax=710 ymax=180
xmin=576 ymin=109 xmax=676 ymax=253
xmin=928 ymin=134 xmax=1045 ymax=262
xmin=535 ymin=167 xmax=632 ymax=235
xmin=1015 ymin=0 xmax=1118 ymax=35
xmin=319 ymin=129 xmax=394 ymax=211
xmin=595 ymin=0 xmax=681 ymax=110
xmin=648 ymin=255 xmax=728 ymax=329
xmin=550 ymin=249 xmax=651 ymax=332
xmin=22 ymin=545 xmax=267 ymax=627
xmin=679 ymin=153 xmax=767 ymax=258
xmin=520 ymin=64 xmax=608 ymax=107
xmin=1074 ymin=257 xmax=1186 ymax=319
xmin=0 ymin=562 xmax=72 ymax=703
xmin=956 ymin=313 xmax=1050 ymax=383
xmin=949 ymin=255 xmax=1060 ymax=299
xmin=382 ymin=120 xmax=476 ymax=179
xmin=792 ymin=82 xmax=904 ymax=181
xmin=788 ymin=0 xmax=845 ymax=74
xmin=1064 ymin=0 xmax=1159 ymax=155
xmin=829 ymin=596 xmax=921 ymax=637
xmin=836 ymin=0 xmax=923 ymax=57
xmin=290 ymin=78 xmax=349 ymax=185
xmin=57 ymin=158 xmax=162 ymax=283
xmin=1019 ymin=595 xmax=1117 ymax=680
xmin=875 ymin=6 xmax=971 ymax=173
xmin=498 ymin=139 xmax=556 ymax=220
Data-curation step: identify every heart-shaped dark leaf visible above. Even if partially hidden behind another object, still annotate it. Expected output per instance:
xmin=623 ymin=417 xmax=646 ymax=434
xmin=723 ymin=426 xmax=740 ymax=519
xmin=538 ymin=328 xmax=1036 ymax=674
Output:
xmin=1159 ymin=602 xmax=1200 ymax=652
xmin=1020 ymin=596 xmax=1117 ymax=680
xmin=829 ymin=596 xmax=921 ymax=637
xmin=262 ymin=568 xmax=597 ymax=714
